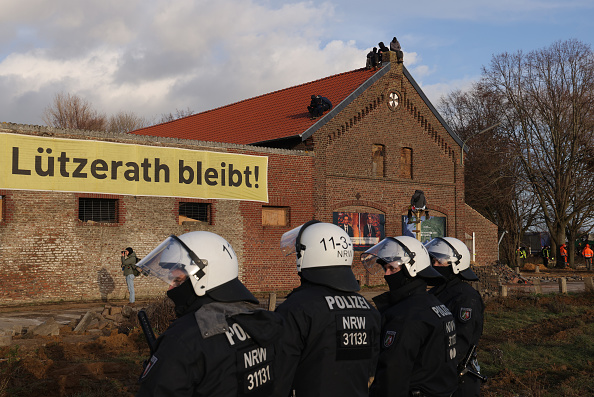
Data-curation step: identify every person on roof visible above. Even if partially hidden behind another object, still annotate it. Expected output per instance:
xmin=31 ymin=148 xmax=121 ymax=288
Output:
xmin=311 ymin=96 xmax=332 ymax=120
xmin=307 ymin=95 xmax=320 ymax=118
xmin=366 ymin=47 xmax=380 ymax=70
xmin=378 ymin=42 xmax=390 ymax=65
xmin=390 ymin=37 xmax=404 ymax=63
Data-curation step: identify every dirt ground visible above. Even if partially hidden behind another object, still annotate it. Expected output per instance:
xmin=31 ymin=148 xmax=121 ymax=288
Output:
xmin=0 ymin=268 xmax=592 ymax=397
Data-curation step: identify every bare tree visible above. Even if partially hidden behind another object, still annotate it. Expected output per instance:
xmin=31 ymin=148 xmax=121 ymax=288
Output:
xmin=158 ymin=107 xmax=195 ymax=124
xmin=481 ymin=39 xmax=594 ymax=267
xmin=108 ymin=111 xmax=150 ymax=134
xmin=440 ymin=84 xmax=539 ymax=267
xmin=42 ymin=92 xmax=107 ymax=131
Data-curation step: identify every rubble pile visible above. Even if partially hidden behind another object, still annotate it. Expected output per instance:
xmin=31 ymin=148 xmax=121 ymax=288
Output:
xmin=0 ymin=304 xmax=139 ymax=347
xmin=492 ymin=262 xmax=529 ymax=284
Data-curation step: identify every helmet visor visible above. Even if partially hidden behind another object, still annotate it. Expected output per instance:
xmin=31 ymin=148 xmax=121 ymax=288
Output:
xmin=425 ymin=238 xmax=460 ymax=267
xmin=136 ymin=235 xmax=206 ymax=288
xmin=360 ymin=238 xmax=413 ymax=275
xmin=280 ymin=225 xmax=303 ymax=257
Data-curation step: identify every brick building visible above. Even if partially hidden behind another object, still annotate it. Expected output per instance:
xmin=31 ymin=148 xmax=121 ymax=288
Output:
xmin=0 ymin=51 xmax=497 ymax=305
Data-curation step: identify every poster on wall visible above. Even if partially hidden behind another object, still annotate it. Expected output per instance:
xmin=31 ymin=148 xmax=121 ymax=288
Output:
xmin=402 ymin=215 xmax=446 ymax=244
xmin=333 ymin=212 xmax=385 ymax=251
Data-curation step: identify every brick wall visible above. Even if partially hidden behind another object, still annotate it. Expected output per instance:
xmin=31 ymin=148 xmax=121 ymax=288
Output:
xmin=0 ymin=125 xmax=313 ymax=304
xmin=0 ymin=56 xmax=500 ymax=305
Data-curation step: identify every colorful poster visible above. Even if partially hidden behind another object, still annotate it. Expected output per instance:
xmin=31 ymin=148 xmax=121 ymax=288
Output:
xmin=333 ymin=212 xmax=385 ymax=251
xmin=0 ymin=133 xmax=268 ymax=202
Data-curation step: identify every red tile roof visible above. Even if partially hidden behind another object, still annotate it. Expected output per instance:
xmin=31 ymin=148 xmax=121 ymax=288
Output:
xmin=131 ymin=67 xmax=379 ymax=145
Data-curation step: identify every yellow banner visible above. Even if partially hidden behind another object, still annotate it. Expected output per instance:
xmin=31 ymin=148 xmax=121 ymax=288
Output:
xmin=0 ymin=133 xmax=268 ymax=202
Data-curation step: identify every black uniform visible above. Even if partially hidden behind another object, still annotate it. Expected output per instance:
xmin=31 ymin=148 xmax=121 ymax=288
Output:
xmin=137 ymin=301 xmax=283 ymax=397
xmin=431 ymin=275 xmax=485 ymax=397
xmin=274 ymin=282 xmax=381 ymax=397
xmin=369 ymin=279 xmax=458 ymax=397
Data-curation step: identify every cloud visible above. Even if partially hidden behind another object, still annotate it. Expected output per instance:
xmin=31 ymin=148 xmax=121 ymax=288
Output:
xmin=0 ymin=0 xmax=591 ymax=125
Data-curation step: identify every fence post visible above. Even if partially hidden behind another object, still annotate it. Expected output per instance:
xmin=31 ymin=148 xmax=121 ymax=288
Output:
xmin=533 ymin=279 xmax=542 ymax=294
xmin=558 ymin=277 xmax=567 ymax=294
xmin=268 ymin=293 xmax=277 ymax=311
xmin=584 ymin=277 xmax=594 ymax=293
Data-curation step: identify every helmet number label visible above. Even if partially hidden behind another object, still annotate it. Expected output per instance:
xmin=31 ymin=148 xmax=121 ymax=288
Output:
xmin=223 ymin=244 xmax=234 ymax=259
xmin=320 ymin=236 xmax=350 ymax=251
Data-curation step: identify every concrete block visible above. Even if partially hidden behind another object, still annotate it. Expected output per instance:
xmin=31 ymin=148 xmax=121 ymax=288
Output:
xmin=74 ymin=311 xmax=96 ymax=333
xmin=30 ymin=318 xmax=61 ymax=336
xmin=0 ymin=334 xmax=12 ymax=347
xmin=584 ymin=277 xmax=594 ymax=293
xmin=558 ymin=277 xmax=567 ymax=294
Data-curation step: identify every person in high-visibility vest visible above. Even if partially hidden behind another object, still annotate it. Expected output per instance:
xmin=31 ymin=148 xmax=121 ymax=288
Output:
xmin=582 ymin=244 xmax=593 ymax=271
xmin=560 ymin=244 xmax=568 ymax=268
xmin=517 ymin=246 xmax=527 ymax=267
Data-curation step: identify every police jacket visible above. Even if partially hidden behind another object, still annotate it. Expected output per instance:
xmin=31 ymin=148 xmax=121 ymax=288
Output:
xmin=431 ymin=275 xmax=484 ymax=367
xmin=431 ymin=275 xmax=484 ymax=396
xmin=136 ymin=301 xmax=283 ymax=397
xmin=369 ymin=279 xmax=458 ymax=397
xmin=274 ymin=282 xmax=381 ymax=397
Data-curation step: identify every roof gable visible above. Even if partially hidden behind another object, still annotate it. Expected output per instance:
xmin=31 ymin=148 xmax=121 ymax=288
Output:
xmin=131 ymin=61 xmax=463 ymax=149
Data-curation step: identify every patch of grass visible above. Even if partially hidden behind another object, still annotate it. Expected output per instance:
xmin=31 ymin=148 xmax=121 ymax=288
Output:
xmin=480 ymin=293 xmax=594 ymax=397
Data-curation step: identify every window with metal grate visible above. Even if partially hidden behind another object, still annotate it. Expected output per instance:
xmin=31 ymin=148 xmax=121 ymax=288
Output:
xmin=78 ymin=198 xmax=118 ymax=223
xmin=179 ymin=202 xmax=210 ymax=223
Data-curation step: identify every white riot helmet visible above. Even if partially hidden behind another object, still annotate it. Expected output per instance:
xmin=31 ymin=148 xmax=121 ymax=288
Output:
xmin=361 ymin=236 xmax=444 ymax=284
xmin=424 ymin=237 xmax=478 ymax=281
xmin=136 ymin=231 xmax=257 ymax=303
xmin=280 ymin=220 xmax=359 ymax=292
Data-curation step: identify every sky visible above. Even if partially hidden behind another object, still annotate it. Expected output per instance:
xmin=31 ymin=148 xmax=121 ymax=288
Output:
xmin=1 ymin=0 xmax=593 ymax=126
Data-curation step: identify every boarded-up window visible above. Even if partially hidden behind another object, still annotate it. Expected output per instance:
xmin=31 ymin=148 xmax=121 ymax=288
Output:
xmin=400 ymin=147 xmax=413 ymax=179
xmin=78 ymin=198 xmax=118 ymax=223
xmin=179 ymin=202 xmax=210 ymax=224
xmin=372 ymin=144 xmax=385 ymax=177
xmin=262 ymin=206 xmax=289 ymax=226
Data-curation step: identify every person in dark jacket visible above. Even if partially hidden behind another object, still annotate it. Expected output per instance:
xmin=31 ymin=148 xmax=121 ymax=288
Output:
xmin=366 ymin=47 xmax=380 ymax=70
xmin=307 ymin=94 xmax=319 ymax=117
xmin=362 ymin=236 xmax=458 ymax=397
xmin=121 ymin=247 xmax=138 ymax=304
xmin=378 ymin=41 xmax=390 ymax=65
xmin=311 ymin=96 xmax=333 ymax=119
xmin=135 ymin=231 xmax=283 ymax=397
xmin=274 ymin=220 xmax=381 ymax=397
xmin=426 ymin=237 xmax=486 ymax=397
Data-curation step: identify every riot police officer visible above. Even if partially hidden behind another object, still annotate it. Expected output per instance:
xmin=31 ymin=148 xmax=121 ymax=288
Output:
xmin=135 ymin=231 xmax=283 ymax=397
xmin=426 ymin=237 xmax=485 ymax=397
xmin=274 ymin=220 xmax=381 ymax=396
xmin=362 ymin=236 xmax=458 ymax=397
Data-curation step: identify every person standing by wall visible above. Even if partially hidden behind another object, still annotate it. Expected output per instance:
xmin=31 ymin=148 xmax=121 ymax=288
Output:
xmin=121 ymin=247 xmax=138 ymax=305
